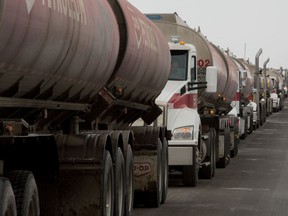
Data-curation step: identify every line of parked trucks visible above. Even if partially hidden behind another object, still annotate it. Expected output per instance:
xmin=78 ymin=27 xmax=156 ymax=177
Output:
xmin=145 ymin=12 xmax=287 ymax=187
xmin=0 ymin=1 xmax=287 ymax=216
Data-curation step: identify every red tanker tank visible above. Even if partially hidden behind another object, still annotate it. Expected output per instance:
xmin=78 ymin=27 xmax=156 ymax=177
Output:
xmin=108 ymin=0 xmax=171 ymax=104
xmin=0 ymin=1 xmax=172 ymax=215
xmin=0 ymin=0 xmax=171 ymax=127
xmin=0 ymin=0 xmax=120 ymax=98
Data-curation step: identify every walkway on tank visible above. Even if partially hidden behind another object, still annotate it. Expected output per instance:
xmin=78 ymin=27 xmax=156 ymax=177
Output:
xmin=133 ymin=99 xmax=288 ymax=216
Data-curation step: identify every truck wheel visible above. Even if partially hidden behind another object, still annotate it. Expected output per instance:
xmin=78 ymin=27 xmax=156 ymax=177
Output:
xmin=125 ymin=145 xmax=133 ymax=216
xmin=217 ymin=128 xmax=230 ymax=168
xmin=144 ymin=140 xmax=162 ymax=207
xmin=240 ymin=117 xmax=248 ymax=139
xmin=211 ymin=129 xmax=217 ymax=177
xmin=161 ymin=138 xmax=169 ymax=203
xmin=230 ymin=135 xmax=238 ymax=158
xmin=0 ymin=178 xmax=17 ymax=216
xmin=199 ymin=129 xmax=214 ymax=179
xmin=115 ymin=148 xmax=125 ymax=216
xmin=7 ymin=170 xmax=40 ymax=216
xmin=248 ymin=113 xmax=253 ymax=134
xmin=103 ymin=150 xmax=114 ymax=216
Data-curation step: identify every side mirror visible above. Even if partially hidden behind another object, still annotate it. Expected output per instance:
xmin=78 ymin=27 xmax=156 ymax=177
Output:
xmin=206 ymin=66 xmax=217 ymax=93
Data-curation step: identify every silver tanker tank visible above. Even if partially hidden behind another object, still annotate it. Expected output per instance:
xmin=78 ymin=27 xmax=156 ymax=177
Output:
xmin=0 ymin=0 xmax=171 ymax=127
xmin=267 ymin=69 xmax=284 ymax=91
xmin=149 ymin=14 xmax=238 ymax=112
xmin=233 ymin=58 xmax=254 ymax=99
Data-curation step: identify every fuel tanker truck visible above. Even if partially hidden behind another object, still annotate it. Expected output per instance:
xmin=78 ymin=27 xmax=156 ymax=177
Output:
xmin=0 ymin=0 xmax=171 ymax=215
xmin=230 ymin=57 xmax=254 ymax=139
xmin=266 ymin=69 xmax=285 ymax=112
xmin=145 ymin=13 xmax=242 ymax=186
xmin=238 ymin=55 xmax=270 ymax=129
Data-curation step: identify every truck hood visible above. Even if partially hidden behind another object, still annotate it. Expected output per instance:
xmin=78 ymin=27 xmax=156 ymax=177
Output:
xmin=156 ymin=81 xmax=186 ymax=103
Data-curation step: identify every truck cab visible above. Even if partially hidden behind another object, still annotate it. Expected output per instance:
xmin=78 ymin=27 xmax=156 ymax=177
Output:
xmin=156 ymin=38 xmax=203 ymax=186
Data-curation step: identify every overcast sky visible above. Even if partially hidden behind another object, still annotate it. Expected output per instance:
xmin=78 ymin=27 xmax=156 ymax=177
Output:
xmin=127 ymin=0 xmax=288 ymax=70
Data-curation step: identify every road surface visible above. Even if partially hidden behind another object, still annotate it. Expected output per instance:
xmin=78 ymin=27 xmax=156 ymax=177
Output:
xmin=133 ymin=100 xmax=288 ymax=216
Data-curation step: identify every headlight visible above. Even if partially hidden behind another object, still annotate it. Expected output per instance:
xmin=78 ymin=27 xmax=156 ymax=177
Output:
xmin=173 ymin=126 xmax=194 ymax=140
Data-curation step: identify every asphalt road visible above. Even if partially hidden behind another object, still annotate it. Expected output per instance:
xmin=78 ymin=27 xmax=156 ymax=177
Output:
xmin=133 ymin=100 xmax=288 ymax=216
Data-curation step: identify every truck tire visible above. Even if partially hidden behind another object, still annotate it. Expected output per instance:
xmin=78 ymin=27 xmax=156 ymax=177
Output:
xmin=7 ymin=170 xmax=40 ymax=216
xmin=125 ymin=145 xmax=133 ymax=216
xmin=217 ymin=127 xmax=230 ymax=168
xmin=199 ymin=129 xmax=215 ymax=179
xmin=248 ymin=112 xmax=254 ymax=134
xmin=230 ymin=135 xmax=238 ymax=158
xmin=0 ymin=178 xmax=17 ymax=216
xmin=211 ymin=128 xmax=217 ymax=177
xmin=102 ymin=150 xmax=114 ymax=216
xmin=240 ymin=117 xmax=248 ymax=139
xmin=161 ymin=138 xmax=169 ymax=203
xmin=115 ymin=148 xmax=125 ymax=216
xmin=144 ymin=140 xmax=162 ymax=208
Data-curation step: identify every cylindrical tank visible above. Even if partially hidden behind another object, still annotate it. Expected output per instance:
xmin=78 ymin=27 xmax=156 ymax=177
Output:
xmin=238 ymin=59 xmax=268 ymax=94
xmin=150 ymin=14 xmax=238 ymax=110
xmin=107 ymin=0 xmax=171 ymax=104
xmin=233 ymin=58 xmax=254 ymax=98
xmin=0 ymin=0 xmax=120 ymax=98
xmin=0 ymin=0 xmax=171 ymax=125
xmin=267 ymin=69 xmax=284 ymax=91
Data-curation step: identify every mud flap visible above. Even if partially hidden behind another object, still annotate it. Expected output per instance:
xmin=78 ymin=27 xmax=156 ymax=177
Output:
xmin=132 ymin=126 xmax=163 ymax=208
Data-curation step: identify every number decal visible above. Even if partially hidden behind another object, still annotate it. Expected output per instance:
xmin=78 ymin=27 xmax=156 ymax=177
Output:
xmin=197 ymin=59 xmax=211 ymax=67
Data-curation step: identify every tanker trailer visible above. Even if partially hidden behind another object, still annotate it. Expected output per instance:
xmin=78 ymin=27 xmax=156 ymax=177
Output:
xmin=265 ymin=75 xmax=274 ymax=115
xmin=230 ymin=57 xmax=254 ymax=141
xmin=0 ymin=0 xmax=171 ymax=215
xmin=267 ymin=69 xmax=285 ymax=111
xmin=238 ymin=56 xmax=268 ymax=128
xmin=145 ymin=13 xmax=239 ymax=187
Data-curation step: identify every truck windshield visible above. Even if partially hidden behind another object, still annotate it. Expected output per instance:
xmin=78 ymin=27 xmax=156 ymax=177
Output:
xmin=169 ymin=50 xmax=188 ymax=81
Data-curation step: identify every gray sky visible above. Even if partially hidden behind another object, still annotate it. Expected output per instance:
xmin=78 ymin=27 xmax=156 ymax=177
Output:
xmin=127 ymin=0 xmax=288 ymax=70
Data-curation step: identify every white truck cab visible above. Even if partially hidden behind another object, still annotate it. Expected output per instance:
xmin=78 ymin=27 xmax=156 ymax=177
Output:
xmin=156 ymin=38 xmax=216 ymax=186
